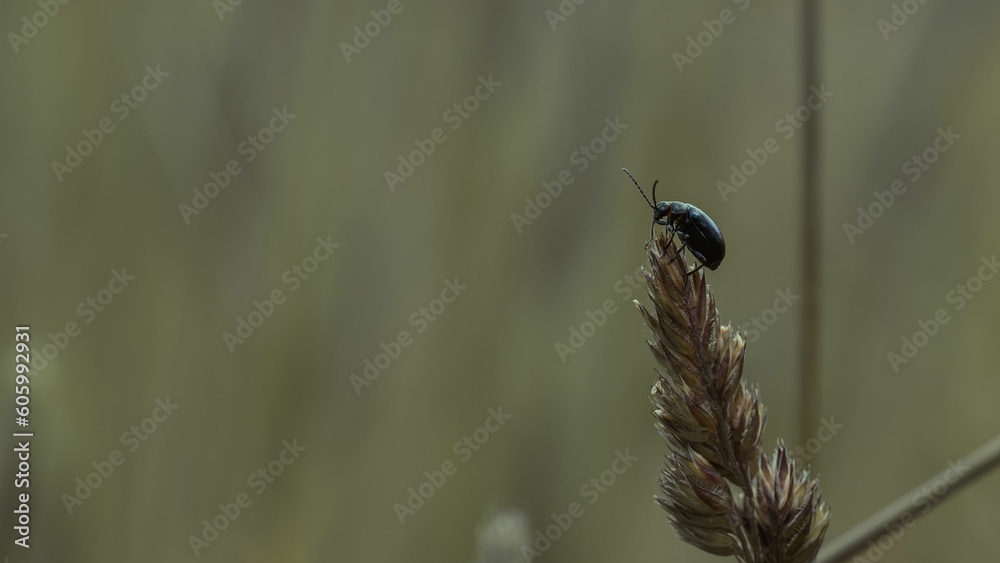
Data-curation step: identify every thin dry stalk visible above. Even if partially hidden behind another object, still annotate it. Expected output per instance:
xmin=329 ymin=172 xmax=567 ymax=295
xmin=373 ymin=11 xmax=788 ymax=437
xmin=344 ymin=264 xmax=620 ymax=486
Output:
xmin=799 ymin=0 xmax=823 ymax=452
xmin=636 ymin=233 xmax=830 ymax=563
xmin=818 ymin=433 xmax=1000 ymax=563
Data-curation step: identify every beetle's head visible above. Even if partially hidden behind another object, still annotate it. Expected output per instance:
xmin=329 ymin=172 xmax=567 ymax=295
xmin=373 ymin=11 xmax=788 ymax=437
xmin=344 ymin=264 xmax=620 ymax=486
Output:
xmin=654 ymin=201 xmax=689 ymax=224
xmin=653 ymin=201 xmax=673 ymax=223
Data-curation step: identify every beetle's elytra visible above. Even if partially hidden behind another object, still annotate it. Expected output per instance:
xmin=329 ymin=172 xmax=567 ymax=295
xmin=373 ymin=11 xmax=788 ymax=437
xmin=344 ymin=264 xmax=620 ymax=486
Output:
xmin=622 ymin=168 xmax=726 ymax=272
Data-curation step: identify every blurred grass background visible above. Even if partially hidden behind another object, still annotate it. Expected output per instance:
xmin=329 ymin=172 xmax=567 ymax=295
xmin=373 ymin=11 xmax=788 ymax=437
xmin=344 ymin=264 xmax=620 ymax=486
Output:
xmin=1 ymin=1 xmax=1000 ymax=562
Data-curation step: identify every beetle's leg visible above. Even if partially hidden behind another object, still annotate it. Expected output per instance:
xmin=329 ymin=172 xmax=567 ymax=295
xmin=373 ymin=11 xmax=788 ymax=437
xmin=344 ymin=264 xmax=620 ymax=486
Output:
xmin=667 ymin=241 xmax=689 ymax=266
xmin=665 ymin=217 xmax=688 ymax=264
xmin=687 ymin=263 xmax=705 ymax=277
xmin=649 ymin=219 xmax=671 ymax=248
xmin=663 ymin=225 xmax=676 ymax=247
xmin=665 ymin=214 xmax=687 ymax=249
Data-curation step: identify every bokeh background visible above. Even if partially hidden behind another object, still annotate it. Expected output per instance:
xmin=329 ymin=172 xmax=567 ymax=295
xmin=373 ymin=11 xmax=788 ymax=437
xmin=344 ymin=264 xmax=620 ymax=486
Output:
xmin=2 ymin=1 xmax=1000 ymax=562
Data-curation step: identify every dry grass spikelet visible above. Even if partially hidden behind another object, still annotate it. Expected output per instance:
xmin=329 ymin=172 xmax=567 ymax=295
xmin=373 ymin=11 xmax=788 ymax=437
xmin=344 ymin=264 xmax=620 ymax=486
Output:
xmin=635 ymin=233 xmax=830 ymax=563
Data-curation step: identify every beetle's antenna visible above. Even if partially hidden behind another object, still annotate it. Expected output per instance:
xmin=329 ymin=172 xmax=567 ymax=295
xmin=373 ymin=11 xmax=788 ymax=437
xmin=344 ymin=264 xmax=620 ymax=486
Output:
xmin=622 ymin=168 xmax=655 ymax=210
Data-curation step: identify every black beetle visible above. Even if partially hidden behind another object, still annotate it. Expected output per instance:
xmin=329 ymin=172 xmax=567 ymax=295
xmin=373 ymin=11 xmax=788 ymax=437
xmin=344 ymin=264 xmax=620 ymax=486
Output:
xmin=622 ymin=168 xmax=726 ymax=272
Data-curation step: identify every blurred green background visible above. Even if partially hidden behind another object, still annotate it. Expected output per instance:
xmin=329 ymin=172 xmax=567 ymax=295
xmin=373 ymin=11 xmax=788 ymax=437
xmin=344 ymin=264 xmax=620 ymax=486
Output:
xmin=2 ymin=1 xmax=1000 ymax=562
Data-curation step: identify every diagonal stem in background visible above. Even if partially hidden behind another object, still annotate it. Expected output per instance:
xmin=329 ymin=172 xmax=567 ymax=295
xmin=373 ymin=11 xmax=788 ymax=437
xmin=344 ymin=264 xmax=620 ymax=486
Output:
xmin=818 ymin=433 xmax=1000 ymax=563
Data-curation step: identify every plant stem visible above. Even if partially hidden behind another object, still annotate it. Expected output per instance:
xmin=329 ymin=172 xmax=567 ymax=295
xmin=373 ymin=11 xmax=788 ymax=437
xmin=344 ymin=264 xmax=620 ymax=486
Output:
xmin=720 ymin=398 xmax=763 ymax=562
xmin=799 ymin=0 xmax=822 ymax=450
xmin=817 ymin=433 xmax=1000 ymax=563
